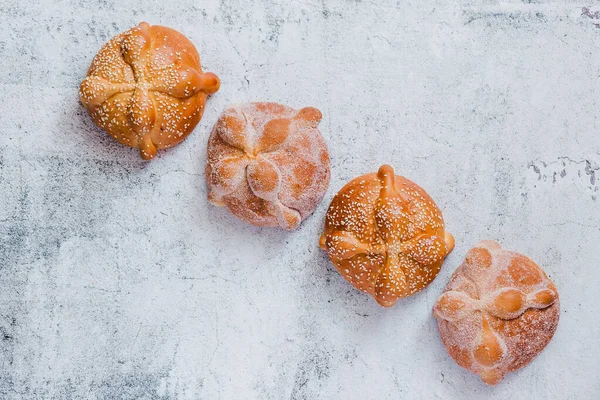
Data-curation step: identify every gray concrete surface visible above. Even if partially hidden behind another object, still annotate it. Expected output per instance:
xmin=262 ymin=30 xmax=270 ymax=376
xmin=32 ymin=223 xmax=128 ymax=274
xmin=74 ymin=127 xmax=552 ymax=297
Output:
xmin=1 ymin=0 xmax=599 ymax=398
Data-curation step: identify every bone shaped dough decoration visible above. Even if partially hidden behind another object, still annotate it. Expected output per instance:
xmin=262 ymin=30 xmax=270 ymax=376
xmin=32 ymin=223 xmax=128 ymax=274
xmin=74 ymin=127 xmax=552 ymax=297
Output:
xmin=433 ymin=241 xmax=560 ymax=385
xmin=319 ymin=165 xmax=454 ymax=307
xmin=206 ymin=103 xmax=330 ymax=229
xmin=80 ymin=22 xmax=220 ymax=160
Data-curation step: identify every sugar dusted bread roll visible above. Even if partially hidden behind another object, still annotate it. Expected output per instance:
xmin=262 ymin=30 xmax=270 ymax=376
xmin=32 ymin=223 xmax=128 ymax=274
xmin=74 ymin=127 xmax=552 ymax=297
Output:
xmin=433 ymin=241 xmax=559 ymax=385
xmin=206 ymin=102 xmax=330 ymax=229
xmin=80 ymin=22 xmax=220 ymax=160
xmin=319 ymin=165 xmax=454 ymax=307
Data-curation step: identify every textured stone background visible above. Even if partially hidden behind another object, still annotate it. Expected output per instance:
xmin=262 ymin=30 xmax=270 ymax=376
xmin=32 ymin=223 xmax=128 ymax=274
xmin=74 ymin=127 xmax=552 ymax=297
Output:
xmin=1 ymin=0 xmax=599 ymax=398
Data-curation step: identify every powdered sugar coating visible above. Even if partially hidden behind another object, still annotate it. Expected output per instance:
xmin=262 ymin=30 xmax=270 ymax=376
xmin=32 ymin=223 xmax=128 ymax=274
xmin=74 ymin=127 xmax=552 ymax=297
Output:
xmin=206 ymin=102 xmax=330 ymax=229
xmin=319 ymin=165 xmax=454 ymax=307
xmin=79 ymin=22 xmax=220 ymax=160
xmin=433 ymin=241 xmax=560 ymax=385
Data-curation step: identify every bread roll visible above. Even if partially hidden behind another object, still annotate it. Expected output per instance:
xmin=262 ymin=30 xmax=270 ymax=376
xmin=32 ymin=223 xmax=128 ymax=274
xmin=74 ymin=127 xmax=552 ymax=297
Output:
xmin=319 ymin=165 xmax=454 ymax=306
xmin=206 ymin=103 xmax=330 ymax=229
xmin=433 ymin=241 xmax=560 ymax=385
xmin=80 ymin=22 xmax=220 ymax=160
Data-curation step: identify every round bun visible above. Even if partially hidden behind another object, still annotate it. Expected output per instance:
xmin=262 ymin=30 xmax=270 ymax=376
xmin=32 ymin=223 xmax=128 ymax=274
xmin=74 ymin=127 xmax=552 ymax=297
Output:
xmin=319 ymin=165 xmax=454 ymax=307
xmin=206 ymin=102 xmax=330 ymax=229
xmin=80 ymin=22 xmax=220 ymax=160
xmin=433 ymin=241 xmax=559 ymax=385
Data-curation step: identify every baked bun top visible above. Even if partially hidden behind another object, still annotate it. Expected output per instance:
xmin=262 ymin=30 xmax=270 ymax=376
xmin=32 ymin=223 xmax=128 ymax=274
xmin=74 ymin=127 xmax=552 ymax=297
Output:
xmin=206 ymin=102 xmax=330 ymax=230
xmin=80 ymin=22 xmax=220 ymax=160
xmin=433 ymin=240 xmax=559 ymax=385
xmin=320 ymin=165 xmax=454 ymax=307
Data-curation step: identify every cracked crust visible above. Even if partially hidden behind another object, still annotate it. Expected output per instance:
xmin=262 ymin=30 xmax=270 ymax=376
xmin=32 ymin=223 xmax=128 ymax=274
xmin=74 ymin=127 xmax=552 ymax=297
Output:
xmin=79 ymin=22 xmax=220 ymax=160
xmin=319 ymin=165 xmax=454 ymax=306
xmin=433 ymin=241 xmax=560 ymax=385
xmin=206 ymin=102 xmax=330 ymax=229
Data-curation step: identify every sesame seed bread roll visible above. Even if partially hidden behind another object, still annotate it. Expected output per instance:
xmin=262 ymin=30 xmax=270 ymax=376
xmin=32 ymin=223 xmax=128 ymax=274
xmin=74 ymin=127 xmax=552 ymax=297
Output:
xmin=206 ymin=102 xmax=330 ymax=230
xmin=433 ymin=241 xmax=560 ymax=385
xmin=319 ymin=165 xmax=454 ymax=307
xmin=80 ymin=22 xmax=220 ymax=160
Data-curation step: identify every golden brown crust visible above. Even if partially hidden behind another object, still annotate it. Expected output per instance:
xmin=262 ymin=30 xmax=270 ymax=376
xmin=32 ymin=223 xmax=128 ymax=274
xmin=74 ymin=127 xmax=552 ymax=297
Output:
xmin=80 ymin=22 xmax=219 ymax=160
xmin=433 ymin=241 xmax=560 ymax=385
xmin=206 ymin=102 xmax=330 ymax=229
xmin=319 ymin=165 xmax=454 ymax=307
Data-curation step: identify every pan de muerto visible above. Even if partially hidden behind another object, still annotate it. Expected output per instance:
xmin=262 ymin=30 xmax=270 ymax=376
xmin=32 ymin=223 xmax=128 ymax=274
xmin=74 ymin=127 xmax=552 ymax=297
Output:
xmin=80 ymin=22 xmax=220 ymax=160
xmin=206 ymin=102 xmax=330 ymax=229
xmin=433 ymin=241 xmax=559 ymax=385
xmin=319 ymin=165 xmax=454 ymax=306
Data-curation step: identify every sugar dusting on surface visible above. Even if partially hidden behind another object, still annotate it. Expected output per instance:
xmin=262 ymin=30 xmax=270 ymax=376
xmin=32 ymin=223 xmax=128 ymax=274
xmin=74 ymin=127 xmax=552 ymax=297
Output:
xmin=205 ymin=102 xmax=330 ymax=229
xmin=320 ymin=165 xmax=452 ymax=307
xmin=433 ymin=241 xmax=560 ymax=384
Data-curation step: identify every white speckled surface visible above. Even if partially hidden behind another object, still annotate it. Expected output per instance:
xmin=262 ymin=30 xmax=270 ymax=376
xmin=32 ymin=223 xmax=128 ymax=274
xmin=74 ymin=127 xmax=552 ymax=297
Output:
xmin=1 ymin=0 xmax=599 ymax=398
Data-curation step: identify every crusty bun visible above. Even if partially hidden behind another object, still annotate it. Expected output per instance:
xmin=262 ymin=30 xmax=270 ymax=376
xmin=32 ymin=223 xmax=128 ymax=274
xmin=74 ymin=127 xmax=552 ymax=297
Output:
xmin=80 ymin=22 xmax=220 ymax=160
xmin=433 ymin=241 xmax=560 ymax=385
xmin=206 ymin=102 xmax=330 ymax=229
xmin=319 ymin=165 xmax=454 ymax=307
